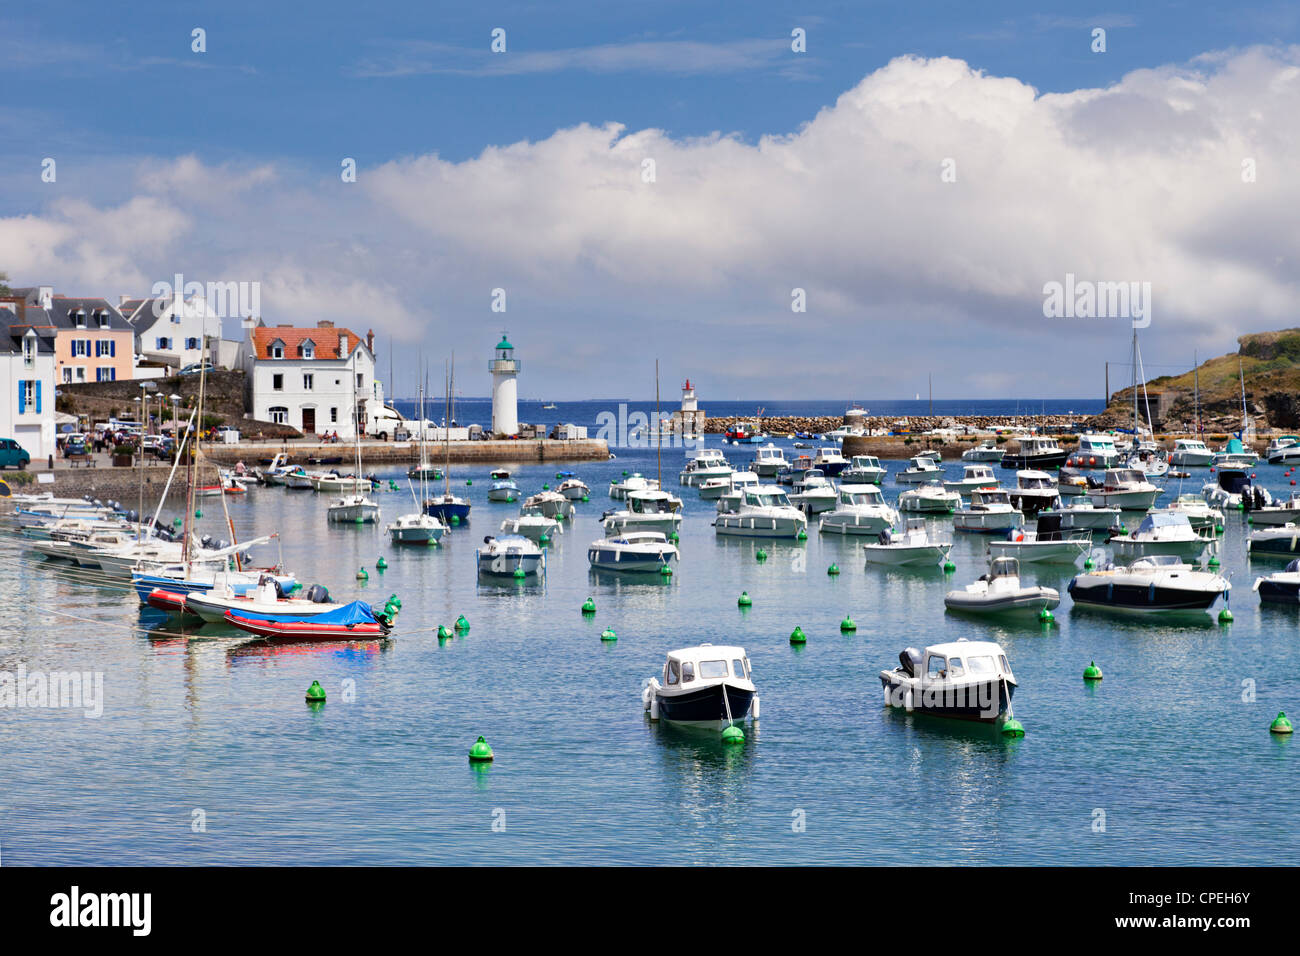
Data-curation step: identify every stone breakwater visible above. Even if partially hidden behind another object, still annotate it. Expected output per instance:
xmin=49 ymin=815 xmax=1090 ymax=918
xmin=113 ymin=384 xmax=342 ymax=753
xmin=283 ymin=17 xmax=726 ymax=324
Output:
xmin=704 ymin=415 xmax=1083 ymax=435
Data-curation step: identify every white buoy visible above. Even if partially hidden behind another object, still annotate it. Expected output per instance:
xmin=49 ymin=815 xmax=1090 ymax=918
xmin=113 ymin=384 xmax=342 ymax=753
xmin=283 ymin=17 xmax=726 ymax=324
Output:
xmin=751 ymin=695 xmax=760 ymax=720
xmin=904 ymin=688 xmax=914 ymax=712
xmin=883 ymin=686 xmax=892 ymax=707
xmin=649 ymin=697 xmax=660 ymax=721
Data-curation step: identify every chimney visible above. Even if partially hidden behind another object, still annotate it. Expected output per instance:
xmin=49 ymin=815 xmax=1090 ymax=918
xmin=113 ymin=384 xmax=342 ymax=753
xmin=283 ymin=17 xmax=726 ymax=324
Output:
xmin=317 ymin=320 xmax=334 ymax=329
xmin=38 ymin=286 xmax=53 ymax=310
xmin=366 ymin=328 xmax=374 ymax=353
xmin=119 ymin=294 xmax=133 ymax=308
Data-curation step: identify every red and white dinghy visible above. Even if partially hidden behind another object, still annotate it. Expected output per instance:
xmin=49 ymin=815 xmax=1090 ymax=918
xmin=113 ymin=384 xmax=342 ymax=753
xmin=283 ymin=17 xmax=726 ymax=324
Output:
xmin=146 ymin=588 xmax=191 ymax=615
xmin=223 ymin=603 xmax=391 ymax=642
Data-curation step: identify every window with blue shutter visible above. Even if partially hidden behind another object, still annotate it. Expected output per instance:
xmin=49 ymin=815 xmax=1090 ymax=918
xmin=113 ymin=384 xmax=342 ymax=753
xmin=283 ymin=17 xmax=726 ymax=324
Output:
xmin=17 ymin=380 xmax=25 ymax=414
xmin=110 ymin=340 xmax=116 ymax=357
xmin=35 ymin=380 xmax=41 ymax=413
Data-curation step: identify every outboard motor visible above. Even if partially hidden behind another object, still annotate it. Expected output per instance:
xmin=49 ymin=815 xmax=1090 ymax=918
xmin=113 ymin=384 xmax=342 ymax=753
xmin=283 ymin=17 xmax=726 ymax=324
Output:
xmin=305 ymin=584 xmax=330 ymax=604
xmin=899 ymin=647 xmax=922 ymax=677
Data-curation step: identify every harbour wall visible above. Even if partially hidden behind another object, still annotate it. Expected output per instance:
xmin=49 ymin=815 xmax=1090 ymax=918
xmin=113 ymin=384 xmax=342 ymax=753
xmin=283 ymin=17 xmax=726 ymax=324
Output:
xmin=199 ymin=438 xmax=610 ymax=466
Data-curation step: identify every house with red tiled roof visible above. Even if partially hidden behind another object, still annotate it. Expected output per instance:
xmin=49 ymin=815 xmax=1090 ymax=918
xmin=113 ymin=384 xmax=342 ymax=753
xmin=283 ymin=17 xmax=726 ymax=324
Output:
xmin=240 ymin=319 xmax=378 ymax=438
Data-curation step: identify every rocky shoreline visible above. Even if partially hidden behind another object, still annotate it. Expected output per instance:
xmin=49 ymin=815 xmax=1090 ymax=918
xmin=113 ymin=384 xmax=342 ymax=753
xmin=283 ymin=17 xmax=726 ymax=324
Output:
xmin=703 ymin=414 xmax=1085 ymax=435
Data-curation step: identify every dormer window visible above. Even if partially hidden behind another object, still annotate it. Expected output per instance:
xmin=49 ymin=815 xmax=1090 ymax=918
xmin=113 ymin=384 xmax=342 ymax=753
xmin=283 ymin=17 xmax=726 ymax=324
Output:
xmin=300 ymin=339 xmax=315 ymax=360
xmin=73 ymin=309 xmax=86 ymax=329
xmin=96 ymin=310 xmax=110 ymax=329
xmin=269 ymin=338 xmax=285 ymax=360
xmin=23 ymin=330 xmax=36 ymax=367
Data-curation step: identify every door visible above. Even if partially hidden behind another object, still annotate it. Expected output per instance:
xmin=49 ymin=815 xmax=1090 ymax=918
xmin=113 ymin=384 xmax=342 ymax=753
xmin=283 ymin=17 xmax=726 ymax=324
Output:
xmin=302 ymin=408 xmax=316 ymax=434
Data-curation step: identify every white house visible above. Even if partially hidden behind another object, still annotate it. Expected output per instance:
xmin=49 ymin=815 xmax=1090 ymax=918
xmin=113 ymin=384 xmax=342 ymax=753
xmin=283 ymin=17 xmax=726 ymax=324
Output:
xmin=121 ymin=293 xmax=227 ymax=371
xmin=0 ymin=300 xmax=58 ymax=461
xmin=240 ymin=320 xmax=379 ymax=438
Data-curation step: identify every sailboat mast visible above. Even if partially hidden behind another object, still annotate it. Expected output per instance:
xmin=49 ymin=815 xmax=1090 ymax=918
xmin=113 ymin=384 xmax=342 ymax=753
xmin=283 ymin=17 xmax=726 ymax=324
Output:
xmin=1239 ymin=357 xmax=1248 ymax=438
xmin=443 ymin=358 xmax=451 ymax=495
xmin=1193 ymin=350 xmax=1200 ymax=436
xmin=655 ymin=359 xmax=661 ymax=486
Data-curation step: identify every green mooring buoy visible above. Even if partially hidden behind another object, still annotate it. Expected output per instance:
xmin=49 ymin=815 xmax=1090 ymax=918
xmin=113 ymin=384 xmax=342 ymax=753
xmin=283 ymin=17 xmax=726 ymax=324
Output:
xmin=1039 ymin=608 xmax=1054 ymax=623
xmin=1270 ymin=712 xmax=1294 ymax=735
xmin=797 ymin=529 xmax=807 ymax=540
xmin=468 ymin=736 xmax=494 ymax=762
xmin=356 ymin=567 xmax=368 ymax=580
xmin=581 ymin=597 xmax=596 ymax=614
xmin=827 ymin=563 xmax=840 ymax=576
xmin=943 ymin=559 xmax=956 ymax=573
xmin=437 ymin=624 xmax=453 ymax=639
xmin=738 ymin=591 xmax=752 ymax=607
xmin=600 ymin=627 xmax=617 ymax=642
xmin=756 ymin=548 xmax=768 ymax=562
xmin=721 ymin=724 xmax=745 ymax=745
xmin=455 ymin=614 xmax=469 ymax=631
xmin=305 ymin=680 xmax=326 ymax=703
xmin=789 ymin=625 xmax=806 ymax=644
xmin=1219 ymin=607 xmax=1233 ymax=623
xmin=1083 ymin=661 xmax=1103 ymax=681
xmin=1000 ymin=718 xmax=1025 ymax=738
xmin=840 ymin=615 xmax=856 ymax=632
xmin=376 ymin=556 xmax=387 ymax=570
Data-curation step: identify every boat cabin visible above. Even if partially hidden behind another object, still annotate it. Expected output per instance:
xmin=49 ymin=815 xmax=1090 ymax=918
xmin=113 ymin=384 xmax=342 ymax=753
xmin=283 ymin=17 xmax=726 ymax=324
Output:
xmin=968 ymin=488 xmax=1014 ymax=509
xmin=962 ymin=464 xmax=996 ymax=481
xmin=850 ymin=455 xmax=882 ymax=469
xmin=1016 ymin=470 xmax=1056 ymax=490
xmin=626 ymin=490 xmax=681 ymax=514
xmin=661 ymin=644 xmax=752 ymax=688
xmin=838 ymin=485 xmax=887 ymax=506
xmin=1129 ymin=511 xmax=1194 ymax=538
xmin=743 ymin=488 xmax=793 ymax=509
xmin=1101 ymin=468 xmax=1148 ymax=489
xmin=1174 ymin=439 xmax=1210 ymax=453
xmin=897 ymin=640 xmax=1015 ymax=685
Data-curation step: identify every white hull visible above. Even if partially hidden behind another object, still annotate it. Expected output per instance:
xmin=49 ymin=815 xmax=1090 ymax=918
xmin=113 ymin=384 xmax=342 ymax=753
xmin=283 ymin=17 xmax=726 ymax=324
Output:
xmin=1089 ymin=488 xmax=1161 ymax=510
xmin=715 ymin=513 xmax=806 ymax=538
xmin=819 ymin=510 xmax=896 ymax=535
xmin=863 ymin=542 xmax=951 ymax=566
xmin=987 ymin=540 xmax=1089 ymax=564
xmin=328 ymin=501 xmax=380 ymax=523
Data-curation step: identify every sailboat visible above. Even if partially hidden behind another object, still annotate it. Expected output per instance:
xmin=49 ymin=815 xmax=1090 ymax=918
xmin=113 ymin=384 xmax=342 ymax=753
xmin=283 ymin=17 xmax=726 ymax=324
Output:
xmin=388 ymin=382 xmax=448 ymax=544
xmin=1211 ymin=359 xmax=1260 ymax=466
xmin=327 ymin=356 xmax=381 ymax=524
xmin=1122 ymin=328 xmax=1168 ymax=477
xmin=423 ymin=357 xmax=472 ymax=525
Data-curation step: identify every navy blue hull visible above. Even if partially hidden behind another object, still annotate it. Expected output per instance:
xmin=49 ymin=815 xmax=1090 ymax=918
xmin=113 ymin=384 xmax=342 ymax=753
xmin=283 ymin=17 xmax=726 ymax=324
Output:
xmin=1068 ymin=580 xmax=1221 ymax=610
xmin=1000 ymin=451 xmax=1068 ymax=471
xmin=425 ymin=501 xmax=471 ymax=523
xmin=658 ymin=684 xmax=753 ymax=724
xmin=880 ymin=676 xmax=1014 ymax=723
xmin=1258 ymin=581 xmax=1300 ymax=604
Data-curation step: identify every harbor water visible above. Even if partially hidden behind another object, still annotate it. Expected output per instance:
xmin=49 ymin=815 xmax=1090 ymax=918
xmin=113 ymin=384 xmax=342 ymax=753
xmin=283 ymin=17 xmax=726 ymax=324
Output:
xmin=1 ymin=432 xmax=1296 ymax=865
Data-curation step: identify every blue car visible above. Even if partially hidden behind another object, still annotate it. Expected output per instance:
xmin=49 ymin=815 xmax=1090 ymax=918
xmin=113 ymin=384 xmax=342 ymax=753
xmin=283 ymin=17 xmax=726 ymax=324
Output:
xmin=0 ymin=438 xmax=31 ymax=469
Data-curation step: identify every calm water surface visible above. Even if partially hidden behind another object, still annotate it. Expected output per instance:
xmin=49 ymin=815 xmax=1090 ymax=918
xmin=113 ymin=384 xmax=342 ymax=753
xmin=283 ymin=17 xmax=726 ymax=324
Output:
xmin=1 ymin=437 xmax=1296 ymax=865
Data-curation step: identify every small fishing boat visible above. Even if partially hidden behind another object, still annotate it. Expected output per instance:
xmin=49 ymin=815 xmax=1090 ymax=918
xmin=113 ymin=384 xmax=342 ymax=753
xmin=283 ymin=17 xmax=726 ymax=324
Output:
xmin=943 ymin=464 xmax=998 ymax=495
xmin=841 ymin=455 xmax=886 ymax=484
xmin=811 ymin=446 xmax=849 ymax=477
xmin=789 ymin=469 xmax=839 ymax=515
xmin=987 ymin=514 xmax=1092 ymax=564
xmin=1088 ymin=468 xmax=1162 ymax=511
xmin=1246 ymin=492 xmax=1300 ymax=527
xmin=1247 ymin=523 xmax=1300 ymax=560
xmin=880 ymin=640 xmax=1018 ymax=726
xmin=897 ymin=481 xmax=961 ymax=514
xmin=961 ymin=440 xmax=1003 ymax=462
xmin=714 ymin=486 xmax=807 ymax=538
xmin=863 ymin=519 xmax=952 ymax=566
xmin=819 ymin=484 xmax=898 ymax=535
xmin=1000 ymin=436 xmax=1068 ymax=471
xmin=953 ymin=488 xmax=1024 ymax=534
xmin=522 ymin=490 xmax=575 ymax=521
xmin=1202 ymin=467 xmax=1270 ymax=511
xmin=643 ymin=644 xmax=757 ymax=728
xmin=1170 ymin=438 xmax=1215 ymax=467
xmin=944 ymin=557 xmax=1060 ymax=616
xmin=1054 ymin=467 xmax=1091 ymax=498
xmin=895 ymin=455 xmax=943 ymax=484
xmin=557 ymin=477 xmax=591 ymax=500
xmin=387 ymin=511 xmax=447 ymax=544
xmin=424 ymin=492 xmax=472 ymax=524
xmin=489 ymin=468 xmax=511 ymax=480
xmin=224 ymin=600 xmax=393 ymax=641
xmin=310 ymin=472 xmax=373 ymax=494
xmin=699 ymin=471 xmax=760 ymax=500
xmin=724 ymin=421 xmax=764 ymax=444
xmin=327 ymin=494 xmax=380 ymax=523
xmin=602 ymin=489 xmax=683 ymax=535
xmin=1212 ymin=437 xmax=1258 ymax=468
xmin=1007 ymin=470 xmax=1060 ymax=515
xmin=1109 ymin=512 xmax=1214 ymax=563
xmin=775 ymin=455 xmax=815 ymax=485
xmin=132 ymin=566 xmax=298 ymax=604
xmin=407 ymin=464 xmax=444 ymax=481
xmin=184 ymin=580 xmax=343 ymax=624
xmin=588 ymin=531 xmax=679 ymax=572
xmin=678 ymin=448 xmax=733 ymax=487
xmin=1124 ymin=441 xmax=1170 ymax=478
xmin=476 ymin=534 xmax=546 ymax=576
xmin=751 ymin=444 xmax=789 ymax=477
xmin=283 ymin=468 xmax=313 ymax=489
xmin=500 ymin=511 xmax=562 ymax=542
xmin=1253 ymin=560 xmax=1300 ymax=604
xmin=1157 ymin=495 xmax=1224 ymax=532
xmin=1266 ymin=436 xmax=1300 ymax=465
xmin=487 ymin=479 xmax=520 ymax=502
xmin=1068 ymin=555 xmax=1230 ymax=612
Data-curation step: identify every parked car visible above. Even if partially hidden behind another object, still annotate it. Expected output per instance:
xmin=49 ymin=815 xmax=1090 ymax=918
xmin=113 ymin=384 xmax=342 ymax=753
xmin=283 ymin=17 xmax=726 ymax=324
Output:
xmin=0 ymin=438 xmax=31 ymax=469
xmin=62 ymin=436 xmax=89 ymax=458
xmin=179 ymin=361 xmax=214 ymax=376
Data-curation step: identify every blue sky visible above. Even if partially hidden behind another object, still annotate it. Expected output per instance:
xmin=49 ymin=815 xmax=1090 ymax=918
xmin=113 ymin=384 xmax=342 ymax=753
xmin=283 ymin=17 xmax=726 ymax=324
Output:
xmin=4 ymin=2 xmax=1300 ymax=399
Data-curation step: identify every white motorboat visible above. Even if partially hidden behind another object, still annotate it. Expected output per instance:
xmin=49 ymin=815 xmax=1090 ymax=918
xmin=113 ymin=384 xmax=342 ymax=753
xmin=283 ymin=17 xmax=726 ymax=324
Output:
xmin=1054 ymin=468 xmax=1091 ymax=498
xmin=943 ymin=464 xmax=998 ymax=495
xmin=818 ymin=484 xmax=898 ymax=535
xmin=1068 ymin=555 xmax=1229 ymax=612
xmin=987 ymin=514 xmax=1092 ymax=565
xmin=880 ymin=640 xmax=1019 ymax=725
xmin=714 ymin=486 xmax=807 ymax=538
xmin=610 ymin=473 xmax=660 ymax=500
xmin=898 ymin=481 xmax=962 ymax=514
xmin=1067 ymin=433 xmax=1122 ymax=470
xmin=1212 ymin=437 xmax=1258 ymax=467
xmin=310 ymin=472 xmax=372 ymax=494
xmin=327 ymin=494 xmax=380 ymax=523
xmin=1109 ymin=512 xmax=1214 ymax=563
xmin=895 ymin=455 xmax=943 ymax=484
xmin=1246 ymin=523 xmax=1300 ymax=560
xmin=602 ymin=489 xmax=683 ymax=535
xmin=961 ymin=440 xmax=1003 ymax=462
xmin=1249 ymin=492 xmax=1300 ymax=527
xmin=487 ymin=479 xmax=520 ymax=502
xmin=1124 ymin=441 xmax=1169 ymax=478
xmin=1157 ymin=494 xmax=1224 ymax=532
xmin=1088 ymin=468 xmax=1162 ymax=511
xmin=1170 ymin=438 xmax=1215 ymax=467
xmin=1266 ymin=436 xmax=1300 ymax=465
xmin=476 ymin=534 xmax=546 ymax=576
xmin=678 ymin=448 xmax=733 ymax=487
xmin=588 ymin=531 xmax=679 ymax=572
xmin=1007 ymin=470 xmax=1060 ymax=515
xmin=944 ymin=556 xmax=1060 ymax=616
xmin=811 ymin=446 xmax=849 ymax=476
xmin=699 ymin=471 xmax=759 ymax=500
xmin=954 ymin=488 xmax=1024 ymax=534
xmin=30 ymin=527 xmax=138 ymax=566
xmin=557 ymin=477 xmax=591 ymax=500
xmin=183 ymin=577 xmax=345 ymax=625
xmin=283 ymin=469 xmax=313 ymax=489
xmin=500 ymin=510 xmax=562 ymax=542
xmin=789 ymin=469 xmax=838 ymax=514
xmin=863 ymin=519 xmax=952 ymax=566
xmin=751 ymin=444 xmax=789 ymax=477
xmin=841 ymin=455 xmax=886 ymax=484
xmin=1253 ymin=559 xmax=1300 ymax=604
xmin=1201 ymin=467 xmax=1270 ymax=510
xmin=387 ymin=511 xmax=447 ymax=545
xmin=643 ymin=644 xmax=757 ymax=728
xmin=522 ymin=490 xmax=575 ymax=521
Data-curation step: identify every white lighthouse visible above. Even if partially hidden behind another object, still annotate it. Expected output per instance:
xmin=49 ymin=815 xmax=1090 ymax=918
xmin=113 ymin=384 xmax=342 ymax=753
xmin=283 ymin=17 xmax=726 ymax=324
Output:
xmin=489 ymin=332 xmax=520 ymax=436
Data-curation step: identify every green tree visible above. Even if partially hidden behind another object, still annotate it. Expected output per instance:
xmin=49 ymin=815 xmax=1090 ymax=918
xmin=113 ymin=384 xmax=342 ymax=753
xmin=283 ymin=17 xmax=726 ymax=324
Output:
xmin=0 ymin=271 xmax=12 ymax=297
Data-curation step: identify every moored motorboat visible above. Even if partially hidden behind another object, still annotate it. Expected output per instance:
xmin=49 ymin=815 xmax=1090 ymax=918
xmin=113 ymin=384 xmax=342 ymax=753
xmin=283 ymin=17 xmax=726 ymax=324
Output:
xmin=953 ymin=488 xmax=1024 ymax=534
xmin=500 ymin=510 xmax=562 ymax=542
xmin=943 ymin=464 xmax=998 ymax=496
xmin=678 ymin=449 xmax=733 ymax=487
xmin=714 ymin=485 xmax=807 ymax=538
xmin=1007 ymin=470 xmax=1060 ymax=515
xmin=1170 ymin=438 xmax=1215 ymax=467
xmin=880 ymin=639 xmax=1018 ymax=726
xmin=588 ymin=531 xmax=679 ymax=572
xmin=476 ymin=534 xmax=546 ymax=576
xmin=894 ymin=455 xmax=943 ymax=485
xmin=184 ymin=580 xmax=343 ymax=625
xmin=898 ymin=481 xmax=961 ymax=514
xmin=1246 ymin=492 xmax=1300 ymax=527
xmin=522 ymin=490 xmax=575 ymax=521
xmin=987 ymin=514 xmax=1091 ymax=564
xmin=424 ymin=492 xmax=471 ymax=524
xmin=819 ymin=484 xmax=898 ymax=535
xmin=1088 ymin=468 xmax=1162 ymax=511
xmin=863 ymin=519 xmax=952 ymax=566
xmin=610 ymin=473 xmax=660 ymax=500
xmin=643 ymin=644 xmax=757 ymax=728
xmin=961 ymin=440 xmax=1003 ymax=462
xmin=602 ymin=489 xmax=683 ymax=535
xmin=487 ymin=479 xmax=520 ymax=502
xmin=1000 ymin=436 xmax=1068 ymax=471
xmin=1211 ymin=437 xmax=1258 ymax=468
xmin=944 ymin=556 xmax=1059 ymax=616
xmin=387 ymin=511 xmax=447 ymax=544
xmin=557 ymin=477 xmax=591 ymax=500
xmin=224 ymin=600 xmax=394 ymax=641
xmin=1068 ymin=555 xmax=1229 ymax=612
xmin=1247 ymin=523 xmax=1300 ymax=560
xmin=699 ymin=471 xmax=759 ymax=501
xmin=841 ymin=455 xmax=886 ymax=484
xmin=811 ymin=446 xmax=849 ymax=477
xmin=751 ymin=444 xmax=789 ymax=477
xmin=1109 ymin=511 xmax=1214 ymax=563
xmin=789 ymin=469 xmax=838 ymax=514
xmin=1158 ymin=494 xmax=1224 ymax=532
xmin=1253 ymin=560 xmax=1300 ymax=604
xmin=327 ymin=494 xmax=380 ymax=523
xmin=1265 ymin=436 xmax=1300 ymax=465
